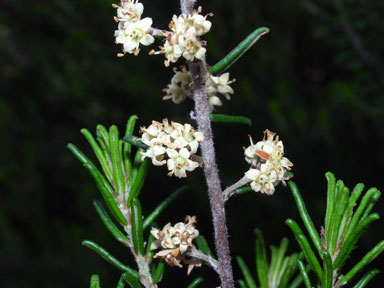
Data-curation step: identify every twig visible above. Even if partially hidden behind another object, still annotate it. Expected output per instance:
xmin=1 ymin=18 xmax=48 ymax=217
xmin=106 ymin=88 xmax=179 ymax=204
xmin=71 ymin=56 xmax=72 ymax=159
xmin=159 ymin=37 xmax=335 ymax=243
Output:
xmin=189 ymin=246 xmax=220 ymax=274
xmin=179 ymin=1 xmax=236 ymax=287
xmin=223 ymin=175 xmax=250 ymax=202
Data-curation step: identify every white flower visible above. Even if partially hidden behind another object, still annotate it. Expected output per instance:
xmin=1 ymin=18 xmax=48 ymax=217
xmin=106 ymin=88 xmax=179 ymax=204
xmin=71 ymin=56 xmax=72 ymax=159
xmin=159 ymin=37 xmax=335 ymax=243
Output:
xmin=245 ymin=164 xmax=278 ymax=195
xmin=113 ymin=0 xmax=144 ymax=23
xmin=166 ymin=148 xmax=199 ymax=178
xmin=139 ymin=120 xmax=204 ymax=177
xmin=243 ymin=130 xmax=293 ymax=195
xmin=140 ymin=143 xmax=166 ymax=166
xmin=176 ymin=123 xmax=204 ymax=153
xmin=115 ymin=17 xmax=154 ymax=55
xmin=181 ymin=39 xmax=206 ymax=61
xmin=151 ymin=216 xmax=199 ymax=260
xmin=152 ymin=8 xmax=211 ymax=64
xmin=207 ymin=73 xmax=234 ymax=100
xmin=163 ymin=67 xmax=192 ymax=103
xmin=162 ymin=67 xmax=235 ymax=111
xmin=163 ymin=34 xmax=184 ymax=66
xmin=190 ymin=13 xmax=212 ymax=36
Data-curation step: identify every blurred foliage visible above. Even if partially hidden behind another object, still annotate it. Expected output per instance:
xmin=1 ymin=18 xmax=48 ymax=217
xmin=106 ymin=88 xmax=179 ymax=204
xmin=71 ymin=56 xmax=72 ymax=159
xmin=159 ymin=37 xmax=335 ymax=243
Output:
xmin=1 ymin=0 xmax=384 ymax=287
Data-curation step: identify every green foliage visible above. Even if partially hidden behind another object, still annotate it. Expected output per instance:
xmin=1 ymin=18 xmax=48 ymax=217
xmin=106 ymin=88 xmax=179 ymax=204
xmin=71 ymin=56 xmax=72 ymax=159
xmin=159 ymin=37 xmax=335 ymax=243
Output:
xmin=209 ymin=27 xmax=270 ymax=75
xmin=287 ymin=172 xmax=384 ymax=287
xmin=210 ymin=114 xmax=252 ymax=126
xmin=236 ymin=229 xmax=303 ymax=288
xmin=68 ymin=117 xmax=190 ymax=286
xmin=186 ymin=277 xmax=204 ymax=288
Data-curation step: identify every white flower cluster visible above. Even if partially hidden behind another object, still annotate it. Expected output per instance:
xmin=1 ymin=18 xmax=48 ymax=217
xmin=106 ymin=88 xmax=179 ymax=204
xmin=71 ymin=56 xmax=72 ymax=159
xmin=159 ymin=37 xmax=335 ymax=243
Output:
xmin=152 ymin=7 xmax=212 ymax=66
xmin=243 ymin=130 xmax=293 ymax=195
xmin=139 ymin=119 xmax=204 ymax=178
xmin=151 ymin=216 xmax=201 ymax=271
xmin=113 ymin=0 xmax=154 ymax=56
xmin=163 ymin=67 xmax=234 ymax=111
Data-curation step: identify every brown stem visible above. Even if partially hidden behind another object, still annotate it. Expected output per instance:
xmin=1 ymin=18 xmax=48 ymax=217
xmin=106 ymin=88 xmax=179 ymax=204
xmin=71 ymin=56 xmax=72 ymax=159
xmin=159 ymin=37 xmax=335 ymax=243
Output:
xmin=179 ymin=2 xmax=235 ymax=287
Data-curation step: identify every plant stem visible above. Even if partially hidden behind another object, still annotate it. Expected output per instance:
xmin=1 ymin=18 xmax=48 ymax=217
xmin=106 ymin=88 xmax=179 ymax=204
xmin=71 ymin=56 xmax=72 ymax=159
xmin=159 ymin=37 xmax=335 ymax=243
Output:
xmin=223 ymin=176 xmax=250 ymax=201
xmin=180 ymin=2 xmax=235 ymax=287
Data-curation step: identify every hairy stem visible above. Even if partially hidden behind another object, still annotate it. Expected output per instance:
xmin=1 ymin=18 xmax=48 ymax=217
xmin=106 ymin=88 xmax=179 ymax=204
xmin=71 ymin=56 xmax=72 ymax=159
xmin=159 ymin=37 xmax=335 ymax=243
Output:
xmin=180 ymin=1 xmax=235 ymax=287
xmin=223 ymin=175 xmax=250 ymax=202
xmin=189 ymin=246 xmax=220 ymax=274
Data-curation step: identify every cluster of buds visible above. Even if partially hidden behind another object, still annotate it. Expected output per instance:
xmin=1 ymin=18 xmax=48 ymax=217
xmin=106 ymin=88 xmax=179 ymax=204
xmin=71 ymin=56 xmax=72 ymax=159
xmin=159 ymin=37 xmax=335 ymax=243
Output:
xmin=139 ymin=119 xmax=204 ymax=178
xmin=151 ymin=7 xmax=212 ymax=66
xmin=243 ymin=130 xmax=293 ymax=195
xmin=163 ymin=67 xmax=235 ymax=111
xmin=150 ymin=216 xmax=202 ymax=273
xmin=113 ymin=0 xmax=154 ymax=56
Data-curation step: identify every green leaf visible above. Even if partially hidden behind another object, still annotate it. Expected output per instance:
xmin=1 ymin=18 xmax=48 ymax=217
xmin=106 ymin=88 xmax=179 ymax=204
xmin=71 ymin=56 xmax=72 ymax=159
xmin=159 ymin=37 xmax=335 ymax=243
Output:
xmin=351 ymin=269 xmax=380 ymax=288
xmin=236 ymin=256 xmax=257 ymax=288
xmin=347 ymin=183 xmax=365 ymax=221
xmin=286 ymin=219 xmax=323 ymax=280
xmin=278 ymin=253 xmax=301 ymax=288
xmin=93 ymin=200 xmax=129 ymax=243
xmin=131 ymin=149 xmax=143 ymax=181
xmin=186 ymin=277 xmax=204 ymax=288
xmin=145 ymin=233 xmax=155 ymax=262
xmin=152 ymin=261 xmax=165 ymax=284
xmin=116 ymin=276 xmax=126 ymax=288
xmin=67 ymin=143 xmax=127 ymax=225
xmin=195 ymin=235 xmax=214 ymax=257
xmin=288 ymin=261 xmax=310 ymax=288
xmin=143 ymin=186 xmax=188 ymax=230
xmin=238 ymin=279 xmax=248 ymax=288
xmin=81 ymin=128 xmax=114 ymax=183
xmin=129 ymin=157 xmax=151 ymax=203
xmin=121 ymin=272 xmax=142 ymax=288
xmin=96 ymin=125 xmax=110 ymax=151
xmin=123 ymin=115 xmax=139 ymax=176
xmin=297 ymin=260 xmax=312 ymax=288
xmin=325 ymin=172 xmax=336 ymax=244
xmin=209 ymin=27 xmax=270 ymax=75
xmin=82 ymin=240 xmax=139 ymax=278
xmin=109 ymin=125 xmax=125 ymax=195
xmin=210 ymin=114 xmax=252 ymax=126
xmin=345 ymin=188 xmax=379 ymax=240
xmin=288 ymin=181 xmax=322 ymax=257
xmin=334 ymin=213 xmax=380 ymax=269
xmin=271 ymin=238 xmax=289 ymax=286
xmin=322 ymin=251 xmax=333 ymax=288
xmin=90 ymin=274 xmax=101 ymax=288
xmin=330 ymin=185 xmax=349 ymax=255
xmin=254 ymin=229 xmax=268 ymax=288
xmin=235 ymin=185 xmax=253 ymax=195
xmin=131 ymin=198 xmax=145 ymax=255
xmin=339 ymin=240 xmax=384 ymax=285
xmin=123 ymin=135 xmax=149 ymax=150
xmin=360 ymin=190 xmax=381 ymax=221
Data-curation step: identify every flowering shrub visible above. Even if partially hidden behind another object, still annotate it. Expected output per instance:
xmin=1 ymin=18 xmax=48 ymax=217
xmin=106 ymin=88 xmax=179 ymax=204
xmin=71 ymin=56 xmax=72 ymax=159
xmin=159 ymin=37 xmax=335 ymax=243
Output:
xmin=67 ymin=0 xmax=384 ymax=287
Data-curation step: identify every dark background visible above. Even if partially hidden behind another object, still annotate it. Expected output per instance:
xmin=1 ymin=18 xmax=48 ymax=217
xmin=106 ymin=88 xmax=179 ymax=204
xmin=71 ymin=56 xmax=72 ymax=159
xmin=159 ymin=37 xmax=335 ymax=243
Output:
xmin=1 ymin=0 xmax=384 ymax=287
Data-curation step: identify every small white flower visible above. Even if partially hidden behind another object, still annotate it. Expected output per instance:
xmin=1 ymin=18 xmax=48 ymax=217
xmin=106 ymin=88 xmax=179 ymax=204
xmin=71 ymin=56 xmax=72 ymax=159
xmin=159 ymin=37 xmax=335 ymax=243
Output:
xmin=181 ymin=39 xmax=206 ymax=61
xmin=206 ymin=72 xmax=235 ymax=111
xmin=113 ymin=0 xmax=144 ymax=23
xmin=151 ymin=216 xmax=199 ymax=262
xmin=243 ymin=130 xmax=293 ymax=195
xmin=163 ymin=34 xmax=184 ymax=65
xmin=140 ymin=143 xmax=166 ymax=166
xmin=245 ymin=164 xmax=278 ymax=195
xmin=190 ymin=13 xmax=212 ymax=36
xmin=166 ymin=148 xmax=199 ymax=178
xmin=163 ymin=67 xmax=192 ymax=104
xmin=115 ymin=17 xmax=154 ymax=55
